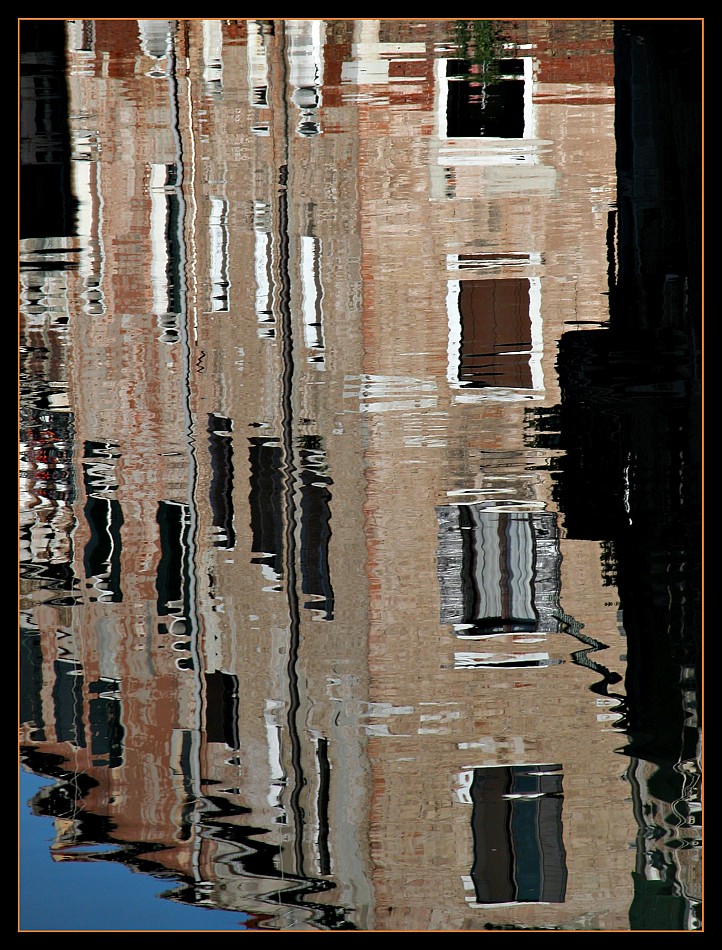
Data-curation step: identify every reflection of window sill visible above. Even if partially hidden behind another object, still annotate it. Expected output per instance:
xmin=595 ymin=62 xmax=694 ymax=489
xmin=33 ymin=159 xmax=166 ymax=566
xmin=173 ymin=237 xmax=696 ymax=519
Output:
xmin=451 ymin=386 xmax=544 ymax=403
xmin=437 ymin=142 xmax=548 ymax=168
xmin=454 ymin=652 xmax=562 ymax=669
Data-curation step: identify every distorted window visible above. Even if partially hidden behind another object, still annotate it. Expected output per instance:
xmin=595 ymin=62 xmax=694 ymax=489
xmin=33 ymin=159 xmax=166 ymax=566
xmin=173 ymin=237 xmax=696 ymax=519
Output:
xmin=67 ymin=19 xmax=95 ymax=52
xmin=209 ymin=197 xmax=229 ymax=311
xmin=208 ymin=414 xmax=235 ymax=549
xmin=437 ymin=507 xmax=562 ymax=635
xmin=53 ymin=659 xmax=86 ymax=748
xmin=448 ymin=252 xmax=541 ymax=271
xmin=247 ymin=21 xmax=271 ymax=136
xmin=138 ymin=20 xmax=173 ymax=59
xmin=156 ymin=500 xmax=190 ymax=617
xmin=165 ymin=164 xmax=183 ymax=322
xmin=447 ymin=276 xmax=543 ymax=398
xmin=149 ymin=162 xmax=182 ymax=343
xmin=83 ymin=497 xmax=123 ymax=602
xmin=456 ymin=278 xmax=539 ymax=390
xmin=82 ymin=440 xmax=123 ymax=602
xmin=248 ymin=435 xmax=335 ymax=615
xmin=300 ymin=236 xmax=326 ymax=366
xmin=248 ymin=437 xmax=284 ymax=582
xmin=438 ymin=55 xmax=534 ymax=142
xmin=287 ymin=19 xmax=324 ymax=137
xmin=315 ymin=737 xmax=331 ymax=876
xmin=253 ymin=212 xmax=276 ymax=336
xmin=454 ymin=651 xmax=559 ymax=670
xmin=88 ymin=678 xmax=124 ymax=768
xmin=299 ymin=438 xmax=334 ymax=620
xmin=170 ymin=729 xmax=196 ymax=841
xmin=446 ymin=58 xmax=525 ymax=139
xmin=202 ymin=19 xmax=223 ymax=96
xmin=469 ymin=764 xmax=567 ymax=905
xmin=20 ymin=628 xmax=46 ymax=741
xmin=204 ymin=670 xmax=240 ymax=749
xmin=19 ymin=21 xmax=77 ymax=239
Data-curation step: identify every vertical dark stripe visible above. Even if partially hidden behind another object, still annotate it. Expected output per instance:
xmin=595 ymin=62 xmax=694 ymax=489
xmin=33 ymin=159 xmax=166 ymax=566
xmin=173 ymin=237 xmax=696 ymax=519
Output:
xmin=166 ymin=165 xmax=183 ymax=317
xmin=88 ymin=680 xmax=124 ymax=768
xmin=470 ymin=766 xmax=514 ymax=903
xmin=276 ymin=21 xmax=306 ymax=875
xmin=177 ymin=728 xmax=195 ymax=842
xmin=248 ymin=439 xmax=284 ymax=576
xmin=278 ymin=167 xmax=306 ymax=876
xmin=204 ymin=671 xmax=240 ymax=749
xmin=156 ymin=501 xmax=190 ymax=620
xmin=471 ymin=765 xmax=566 ymax=904
xmin=20 ymin=629 xmax=46 ymax=740
xmin=208 ymin=414 xmax=235 ymax=549
xmin=299 ymin=446 xmax=334 ymax=620
xmin=316 ymin=738 xmax=331 ymax=875
xmin=83 ymin=496 xmax=124 ymax=601
xmin=53 ymin=660 xmax=86 ymax=748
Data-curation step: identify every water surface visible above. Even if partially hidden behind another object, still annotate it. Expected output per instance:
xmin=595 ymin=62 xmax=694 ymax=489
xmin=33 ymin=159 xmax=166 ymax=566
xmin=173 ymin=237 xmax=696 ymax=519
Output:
xmin=19 ymin=18 xmax=702 ymax=932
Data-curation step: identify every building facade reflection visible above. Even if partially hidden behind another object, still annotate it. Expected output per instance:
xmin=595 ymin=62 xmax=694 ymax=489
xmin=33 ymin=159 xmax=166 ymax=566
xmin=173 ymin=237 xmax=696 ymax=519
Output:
xmin=19 ymin=18 xmax=701 ymax=931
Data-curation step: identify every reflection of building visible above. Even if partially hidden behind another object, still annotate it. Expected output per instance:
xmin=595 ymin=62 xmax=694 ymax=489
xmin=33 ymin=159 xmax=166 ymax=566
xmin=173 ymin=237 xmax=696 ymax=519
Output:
xmin=19 ymin=18 xmax=700 ymax=932
xmin=349 ymin=18 xmax=637 ymax=931
xmin=21 ymin=17 xmax=373 ymax=929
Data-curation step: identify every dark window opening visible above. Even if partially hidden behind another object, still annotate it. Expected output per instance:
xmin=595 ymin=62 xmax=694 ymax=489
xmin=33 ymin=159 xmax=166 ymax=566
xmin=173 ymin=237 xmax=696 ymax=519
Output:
xmin=208 ymin=413 xmax=236 ymax=549
xmin=83 ymin=497 xmax=123 ymax=601
xmin=299 ymin=440 xmax=334 ymax=620
xmin=204 ymin=671 xmax=240 ymax=749
xmin=166 ymin=182 xmax=183 ymax=317
xmin=248 ymin=437 xmax=284 ymax=580
xmin=458 ymin=279 xmax=532 ymax=389
xmin=20 ymin=21 xmax=78 ymax=238
xmin=53 ymin=660 xmax=86 ymax=748
xmin=156 ymin=501 xmax=190 ymax=618
xmin=470 ymin=764 xmax=567 ymax=904
xmin=447 ymin=58 xmax=524 ymax=139
xmin=88 ymin=679 xmax=124 ymax=768
xmin=174 ymin=729 xmax=195 ymax=842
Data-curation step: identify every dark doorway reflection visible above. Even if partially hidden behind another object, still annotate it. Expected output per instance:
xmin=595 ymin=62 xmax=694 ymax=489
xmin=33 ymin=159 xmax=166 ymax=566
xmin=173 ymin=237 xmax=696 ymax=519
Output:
xmin=156 ymin=500 xmax=191 ymax=618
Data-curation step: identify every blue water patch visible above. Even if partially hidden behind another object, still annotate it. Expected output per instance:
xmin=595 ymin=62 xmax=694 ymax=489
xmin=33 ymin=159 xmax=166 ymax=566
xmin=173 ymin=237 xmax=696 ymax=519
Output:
xmin=19 ymin=770 xmax=250 ymax=932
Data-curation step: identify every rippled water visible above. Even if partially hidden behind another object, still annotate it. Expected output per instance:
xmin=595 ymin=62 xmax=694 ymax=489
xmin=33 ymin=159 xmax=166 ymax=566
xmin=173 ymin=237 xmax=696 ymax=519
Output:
xmin=19 ymin=19 xmax=702 ymax=932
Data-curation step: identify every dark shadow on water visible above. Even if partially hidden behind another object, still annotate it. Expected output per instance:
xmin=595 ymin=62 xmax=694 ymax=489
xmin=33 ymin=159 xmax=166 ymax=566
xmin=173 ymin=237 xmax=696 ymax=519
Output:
xmin=527 ymin=19 xmax=702 ymax=931
xmin=20 ymin=21 xmax=78 ymax=239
